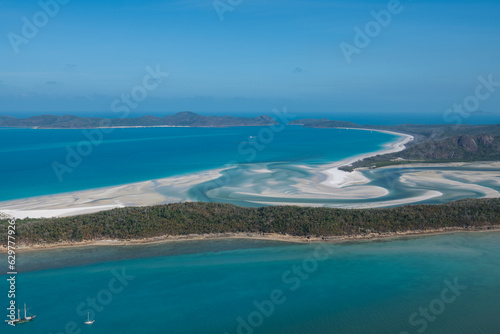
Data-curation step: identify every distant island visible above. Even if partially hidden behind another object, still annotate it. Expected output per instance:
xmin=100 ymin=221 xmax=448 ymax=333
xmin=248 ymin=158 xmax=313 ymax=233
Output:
xmin=0 ymin=111 xmax=278 ymax=129
xmin=289 ymin=118 xmax=500 ymax=171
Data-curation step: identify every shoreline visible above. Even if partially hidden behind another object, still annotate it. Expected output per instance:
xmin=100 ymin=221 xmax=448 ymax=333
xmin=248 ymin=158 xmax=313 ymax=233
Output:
xmin=0 ymin=168 xmax=225 ymax=219
xmin=0 ymin=128 xmax=413 ymax=219
xmin=8 ymin=131 xmax=500 ymax=214
xmin=4 ymin=225 xmax=499 ymax=253
xmin=3 ymin=129 xmax=499 ymax=215
xmin=0 ymin=124 xmax=276 ymax=130
xmin=320 ymin=128 xmax=414 ymax=188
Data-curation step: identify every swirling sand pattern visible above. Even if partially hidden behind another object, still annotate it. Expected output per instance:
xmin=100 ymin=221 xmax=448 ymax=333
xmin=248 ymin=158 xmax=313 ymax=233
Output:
xmin=188 ymin=162 xmax=500 ymax=208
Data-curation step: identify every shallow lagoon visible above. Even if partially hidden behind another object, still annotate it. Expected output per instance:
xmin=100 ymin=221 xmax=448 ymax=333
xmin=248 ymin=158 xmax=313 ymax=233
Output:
xmin=3 ymin=231 xmax=500 ymax=333
xmin=0 ymin=126 xmax=395 ymax=202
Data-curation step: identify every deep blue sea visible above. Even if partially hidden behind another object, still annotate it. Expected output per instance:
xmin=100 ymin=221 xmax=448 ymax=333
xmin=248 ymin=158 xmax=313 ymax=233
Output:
xmin=2 ymin=232 xmax=500 ymax=333
xmin=0 ymin=126 xmax=396 ymax=202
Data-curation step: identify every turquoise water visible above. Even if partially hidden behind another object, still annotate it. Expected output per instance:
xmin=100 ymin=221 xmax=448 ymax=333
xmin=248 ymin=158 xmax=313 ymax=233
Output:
xmin=2 ymin=232 xmax=500 ymax=333
xmin=0 ymin=126 xmax=396 ymax=202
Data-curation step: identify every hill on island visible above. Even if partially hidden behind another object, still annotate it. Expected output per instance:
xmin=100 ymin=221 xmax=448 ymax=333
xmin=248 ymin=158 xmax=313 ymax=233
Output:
xmin=289 ymin=118 xmax=500 ymax=170
xmin=0 ymin=112 xmax=278 ymax=128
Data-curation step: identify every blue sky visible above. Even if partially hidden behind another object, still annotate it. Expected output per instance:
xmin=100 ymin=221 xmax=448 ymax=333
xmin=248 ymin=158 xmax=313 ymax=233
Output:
xmin=1 ymin=0 xmax=500 ymax=123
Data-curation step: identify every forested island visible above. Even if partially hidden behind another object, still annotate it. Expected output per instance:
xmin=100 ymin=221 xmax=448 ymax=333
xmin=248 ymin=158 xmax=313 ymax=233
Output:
xmin=289 ymin=119 xmax=500 ymax=171
xmin=1 ymin=199 xmax=499 ymax=248
xmin=0 ymin=112 xmax=278 ymax=128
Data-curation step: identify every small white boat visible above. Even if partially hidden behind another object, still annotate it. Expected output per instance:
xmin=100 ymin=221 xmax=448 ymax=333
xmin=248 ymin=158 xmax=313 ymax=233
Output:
xmin=84 ymin=312 xmax=95 ymax=325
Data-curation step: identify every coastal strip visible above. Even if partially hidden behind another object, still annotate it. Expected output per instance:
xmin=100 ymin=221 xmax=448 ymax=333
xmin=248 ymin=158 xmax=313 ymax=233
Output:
xmin=3 ymin=226 xmax=499 ymax=253
xmin=0 ymin=168 xmax=225 ymax=219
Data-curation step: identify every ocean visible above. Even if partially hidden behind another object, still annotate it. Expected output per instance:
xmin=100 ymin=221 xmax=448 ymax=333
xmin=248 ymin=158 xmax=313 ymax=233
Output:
xmin=3 ymin=231 xmax=500 ymax=333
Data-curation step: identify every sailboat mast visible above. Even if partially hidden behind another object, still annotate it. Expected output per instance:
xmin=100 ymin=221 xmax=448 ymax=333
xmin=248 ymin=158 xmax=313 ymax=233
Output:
xmin=24 ymin=303 xmax=27 ymax=318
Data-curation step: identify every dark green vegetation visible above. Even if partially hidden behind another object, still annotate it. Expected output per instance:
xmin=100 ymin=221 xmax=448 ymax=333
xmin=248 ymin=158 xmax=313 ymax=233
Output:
xmin=289 ymin=119 xmax=500 ymax=171
xmin=2 ymin=199 xmax=499 ymax=246
xmin=0 ymin=112 xmax=278 ymax=128
xmin=342 ymin=134 xmax=500 ymax=171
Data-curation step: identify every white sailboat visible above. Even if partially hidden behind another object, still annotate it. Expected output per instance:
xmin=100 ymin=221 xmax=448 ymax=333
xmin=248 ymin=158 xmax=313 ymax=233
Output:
xmin=84 ymin=312 xmax=95 ymax=325
xmin=12 ymin=303 xmax=36 ymax=325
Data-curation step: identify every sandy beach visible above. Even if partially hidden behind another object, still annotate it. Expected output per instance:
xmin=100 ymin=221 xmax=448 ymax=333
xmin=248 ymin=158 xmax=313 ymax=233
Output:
xmin=3 ymin=225 xmax=499 ymax=253
xmin=0 ymin=168 xmax=224 ymax=219
xmin=320 ymin=128 xmax=414 ymax=188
